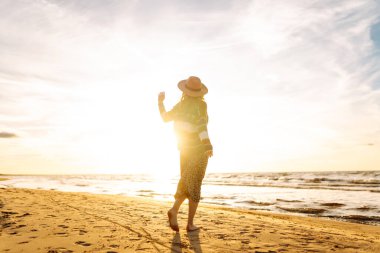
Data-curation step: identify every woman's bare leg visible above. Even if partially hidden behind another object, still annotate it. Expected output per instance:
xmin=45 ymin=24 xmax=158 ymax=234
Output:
xmin=170 ymin=196 xmax=186 ymax=214
xmin=168 ymin=196 xmax=186 ymax=230
xmin=187 ymin=199 xmax=199 ymax=231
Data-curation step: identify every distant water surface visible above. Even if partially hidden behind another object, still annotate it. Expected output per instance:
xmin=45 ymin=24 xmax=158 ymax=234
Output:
xmin=1 ymin=171 xmax=379 ymax=225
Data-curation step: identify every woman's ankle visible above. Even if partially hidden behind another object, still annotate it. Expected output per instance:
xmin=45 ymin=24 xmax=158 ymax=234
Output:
xmin=169 ymin=208 xmax=178 ymax=215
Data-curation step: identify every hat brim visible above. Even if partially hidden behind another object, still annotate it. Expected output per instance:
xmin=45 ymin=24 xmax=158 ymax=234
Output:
xmin=178 ymin=80 xmax=208 ymax=97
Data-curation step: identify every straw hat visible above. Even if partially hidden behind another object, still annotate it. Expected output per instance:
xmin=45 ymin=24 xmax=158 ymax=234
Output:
xmin=177 ymin=76 xmax=208 ymax=97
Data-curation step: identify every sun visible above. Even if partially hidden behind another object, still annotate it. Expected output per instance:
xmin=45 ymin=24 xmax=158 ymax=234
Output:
xmin=53 ymin=81 xmax=180 ymax=174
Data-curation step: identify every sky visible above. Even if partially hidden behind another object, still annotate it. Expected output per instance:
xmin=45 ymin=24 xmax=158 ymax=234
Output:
xmin=0 ymin=0 xmax=379 ymax=175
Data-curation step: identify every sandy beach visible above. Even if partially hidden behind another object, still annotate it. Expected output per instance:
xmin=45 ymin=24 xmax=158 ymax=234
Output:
xmin=1 ymin=188 xmax=380 ymax=253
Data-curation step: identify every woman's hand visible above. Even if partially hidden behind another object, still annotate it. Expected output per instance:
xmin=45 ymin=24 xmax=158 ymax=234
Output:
xmin=158 ymin=92 xmax=165 ymax=103
xmin=205 ymin=150 xmax=213 ymax=158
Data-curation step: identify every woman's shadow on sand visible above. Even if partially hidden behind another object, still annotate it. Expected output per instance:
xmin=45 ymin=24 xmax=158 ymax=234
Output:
xmin=171 ymin=231 xmax=203 ymax=253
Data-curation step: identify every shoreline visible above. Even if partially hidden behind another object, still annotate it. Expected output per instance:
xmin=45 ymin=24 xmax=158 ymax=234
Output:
xmin=1 ymin=188 xmax=380 ymax=252
xmin=2 ymin=181 xmax=379 ymax=226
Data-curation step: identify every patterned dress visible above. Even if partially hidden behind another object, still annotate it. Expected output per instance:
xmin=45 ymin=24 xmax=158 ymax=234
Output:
xmin=159 ymin=97 xmax=213 ymax=202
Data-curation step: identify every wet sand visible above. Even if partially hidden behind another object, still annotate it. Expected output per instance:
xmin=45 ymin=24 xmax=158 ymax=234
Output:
xmin=1 ymin=188 xmax=379 ymax=253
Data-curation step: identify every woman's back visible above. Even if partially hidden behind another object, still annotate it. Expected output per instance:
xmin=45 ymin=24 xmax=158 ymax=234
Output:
xmin=170 ymin=96 xmax=209 ymax=152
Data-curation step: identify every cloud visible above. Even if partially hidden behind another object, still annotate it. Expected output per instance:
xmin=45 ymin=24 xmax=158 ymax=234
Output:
xmin=0 ymin=132 xmax=17 ymax=138
xmin=0 ymin=0 xmax=379 ymax=172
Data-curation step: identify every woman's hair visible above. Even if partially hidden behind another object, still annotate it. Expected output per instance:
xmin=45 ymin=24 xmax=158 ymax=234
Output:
xmin=180 ymin=93 xmax=205 ymax=102
xmin=176 ymin=93 xmax=207 ymax=123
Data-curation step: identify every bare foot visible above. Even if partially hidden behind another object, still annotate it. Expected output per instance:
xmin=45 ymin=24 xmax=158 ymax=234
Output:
xmin=167 ymin=209 xmax=179 ymax=232
xmin=186 ymin=224 xmax=200 ymax=232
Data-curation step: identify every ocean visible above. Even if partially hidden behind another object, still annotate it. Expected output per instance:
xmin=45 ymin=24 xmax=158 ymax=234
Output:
xmin=1 ymin=171 xmax=379 ymax=225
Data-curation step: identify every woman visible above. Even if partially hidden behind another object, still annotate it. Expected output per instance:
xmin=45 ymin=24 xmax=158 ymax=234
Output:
xmin=158 ymin=76 xmax=213 ymax=232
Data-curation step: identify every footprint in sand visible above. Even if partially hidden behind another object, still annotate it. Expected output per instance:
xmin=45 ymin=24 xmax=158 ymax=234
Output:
xmin=47 ymin=248 xmax=73 ymax=253
xmin=241 ymin=239 xmax=250 ymax=244
xmin=75 ymin=241 xmax=92 ymax=247
xmin=3 ymin=222 xmax=15 ymax=228
xmin=79 ymin=229 xmax=87 ymax=235
xmin=16 ymin=213 xmax=31 ymax=218
xmin=216 ymin=233 xmax=227 ymax=239
xmin=2 ymin=211 xmax=18 ymax=215
xmin=240 ymin=228 xmax=249 ymax=234
xmin=57 ymin=224 xmax=69 ymax=229
xmin=54 ymin=232 xmax=68 ymax=237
